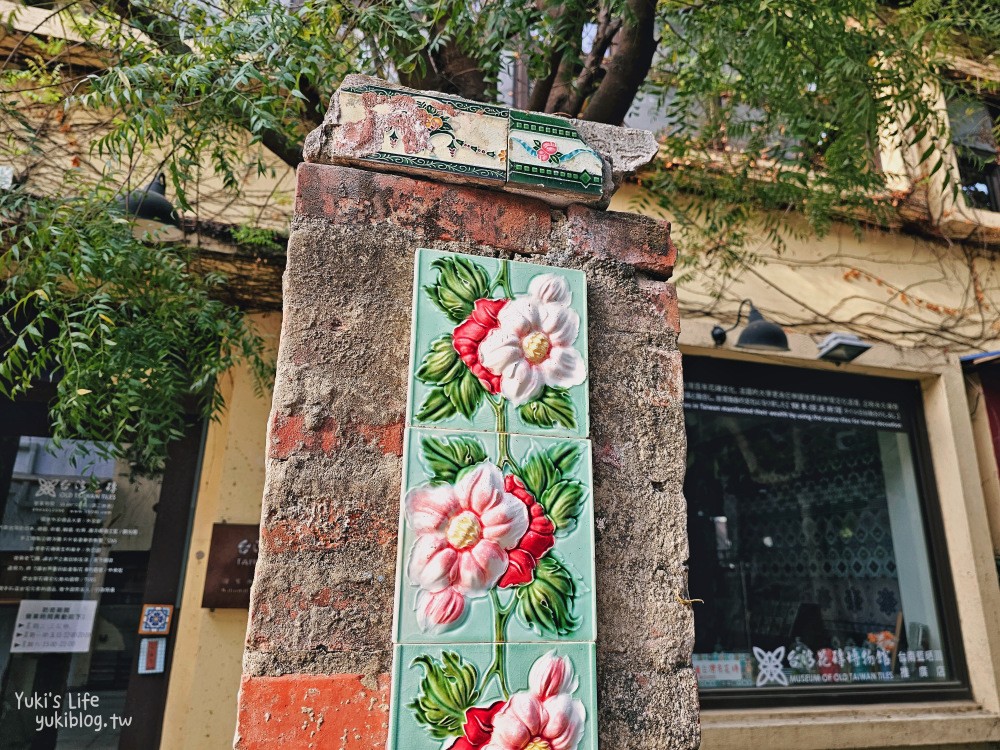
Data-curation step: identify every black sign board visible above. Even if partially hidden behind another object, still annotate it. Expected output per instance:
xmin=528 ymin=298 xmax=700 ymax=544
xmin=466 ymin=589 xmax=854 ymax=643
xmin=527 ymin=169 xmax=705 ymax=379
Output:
xmin=201 ymin=523 xmax=259 ymax=609
xmin=683 ymin=356 xmax=915 ymax=432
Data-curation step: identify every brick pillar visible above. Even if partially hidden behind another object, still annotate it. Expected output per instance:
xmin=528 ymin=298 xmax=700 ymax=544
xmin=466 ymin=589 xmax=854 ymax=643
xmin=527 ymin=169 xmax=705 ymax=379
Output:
xmin=236 ymin=78 xmax=698 ymax=750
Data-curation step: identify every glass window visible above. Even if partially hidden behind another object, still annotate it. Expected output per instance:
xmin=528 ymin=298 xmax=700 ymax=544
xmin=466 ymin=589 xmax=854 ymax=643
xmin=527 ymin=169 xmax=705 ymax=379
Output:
xmin=947 ymin=96 xmax=1000 ymax=212
xmin=684 ymin=357 xmax=965 ymax=704
xmin=0 ymin=435 xmax=162 ymax=748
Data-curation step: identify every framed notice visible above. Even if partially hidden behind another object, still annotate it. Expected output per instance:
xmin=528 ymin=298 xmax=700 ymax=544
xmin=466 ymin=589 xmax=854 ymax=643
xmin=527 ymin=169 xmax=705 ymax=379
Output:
xmin=11 ymin=599 xmax=98 ymax=653
xmin=138 ymin=637 xmax=167 ymax=674
xmin=202 ymin=523 xmax=259 ymax=608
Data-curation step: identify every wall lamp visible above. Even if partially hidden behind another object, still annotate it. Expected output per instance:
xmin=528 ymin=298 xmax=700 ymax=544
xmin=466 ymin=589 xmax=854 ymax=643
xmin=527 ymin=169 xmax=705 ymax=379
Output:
xmin=711 ymin=299 xmax=789 ymax=352
xmin=114 ymin=173 xmax=178 ymax=225
xmin=816 ymin=332 xmax=871 ymax=364
xmin=113 ymin=172 xmax=183 ymax=242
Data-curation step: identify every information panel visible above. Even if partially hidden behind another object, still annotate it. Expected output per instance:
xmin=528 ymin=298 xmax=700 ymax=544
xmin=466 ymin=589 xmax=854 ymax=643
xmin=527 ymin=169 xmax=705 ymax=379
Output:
xmin=10 ymin=599 xmax=98 ymax=653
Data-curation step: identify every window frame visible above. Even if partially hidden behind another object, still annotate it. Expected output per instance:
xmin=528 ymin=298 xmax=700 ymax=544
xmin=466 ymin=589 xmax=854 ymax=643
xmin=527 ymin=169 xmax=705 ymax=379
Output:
xmin=947 ymin=93 xmax=1000 ymax=214
xmin=682 ymin=355 xmax=972 ymax=709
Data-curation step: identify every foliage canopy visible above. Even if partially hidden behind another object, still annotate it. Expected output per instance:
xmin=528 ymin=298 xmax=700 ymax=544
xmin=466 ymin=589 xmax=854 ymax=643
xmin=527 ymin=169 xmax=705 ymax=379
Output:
xmin=1 ymin=0 xmax=999 ymax=470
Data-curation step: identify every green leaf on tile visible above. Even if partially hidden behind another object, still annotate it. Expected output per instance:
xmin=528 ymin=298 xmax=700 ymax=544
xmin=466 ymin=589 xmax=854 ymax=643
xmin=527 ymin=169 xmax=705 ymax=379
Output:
xmin=421 ymin=435 xmax=487 ymax=484
xmin=519 ymin=451 xmax=559 ymax=500
xmin=443 ymin=368 xmax=485 ymax=419
xmin=415 ymin=335 xmax=463 ymax=385
xmin=424 ymin=256 xmax=491 ymax=323
xmin=540 ymin=479 xmax=586 ymax=534
xmin=546 ymin=442 xmax=582 ymax=475
xmin=415 ymin=387 xmax=457 ymax=422
xmin=515 ymin=554 xmax=580 ymax=637
xmin=409 ymin=651 xmax=481 ymax=740
xmin=518 ymin=386 xmax=577 ymax=430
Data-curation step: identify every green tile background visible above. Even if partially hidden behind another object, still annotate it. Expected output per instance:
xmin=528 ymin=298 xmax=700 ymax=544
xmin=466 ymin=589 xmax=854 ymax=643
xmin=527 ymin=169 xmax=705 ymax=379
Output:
xmin=388 ymin=642 xmax=597 ymax=750
xmin=394 ymin=427 xmax=596 ymax=644
xmin=407 ymin=248 xmax=590 ymax=439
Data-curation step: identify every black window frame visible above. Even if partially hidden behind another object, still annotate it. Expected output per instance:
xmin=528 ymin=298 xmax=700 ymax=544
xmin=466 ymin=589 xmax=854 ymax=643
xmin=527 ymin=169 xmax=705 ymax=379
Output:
xmin=683 ymin=355 xmax=970 ymax=709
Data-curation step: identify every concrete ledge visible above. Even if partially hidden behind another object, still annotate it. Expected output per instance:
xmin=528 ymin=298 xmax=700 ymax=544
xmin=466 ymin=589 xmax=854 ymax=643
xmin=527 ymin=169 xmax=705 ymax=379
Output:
xmin=701 ymin=702 xmax=1000 ymax=749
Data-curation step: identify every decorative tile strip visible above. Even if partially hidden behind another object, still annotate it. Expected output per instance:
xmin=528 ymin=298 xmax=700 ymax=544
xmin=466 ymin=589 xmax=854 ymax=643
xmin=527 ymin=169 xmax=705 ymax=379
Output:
xmin=306 ymin=74 xmax=658 ymax=206
xmin=388 ymin=248 xmax=597 ymax=750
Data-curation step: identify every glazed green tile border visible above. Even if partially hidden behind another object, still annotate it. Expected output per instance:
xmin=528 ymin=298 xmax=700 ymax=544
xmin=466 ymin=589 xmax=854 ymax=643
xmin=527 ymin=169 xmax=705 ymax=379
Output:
xmin=509 ymin=110 xmax=584 ymax=139
xmin=407 ymin=248 xmax=590 ymax=439
xmin=365 ymin=151 xmax=506 ymax=181
xmin=388 ymin=642 xmax=598 ymax=750
xmin=393 ymin=427 xmax=596 ymax=645
xmin=508 ymin=162 xmax=603 ymax=194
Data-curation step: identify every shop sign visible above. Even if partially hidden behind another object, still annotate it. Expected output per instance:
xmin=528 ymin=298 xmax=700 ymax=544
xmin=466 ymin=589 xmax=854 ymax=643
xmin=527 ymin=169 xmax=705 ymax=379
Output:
xmin=685 ymin=381 xmax=905 ymax=431
xmin=201 ymin=523 xmax=259 ymax=608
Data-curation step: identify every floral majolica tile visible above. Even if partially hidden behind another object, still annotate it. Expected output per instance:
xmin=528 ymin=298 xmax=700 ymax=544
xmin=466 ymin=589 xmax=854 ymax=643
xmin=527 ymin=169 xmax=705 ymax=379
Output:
xmin=336 ymin=81 xmax=508 ymax=184
xmin=507 ymin=111 xmax=604 ymax=199
xmin=395 ymin=427 xmax=595 ymax=644
xmin=408 ymin=249 xmax=589 ymax=439
xmin=389 ymin=642 xmax=597 ymax=750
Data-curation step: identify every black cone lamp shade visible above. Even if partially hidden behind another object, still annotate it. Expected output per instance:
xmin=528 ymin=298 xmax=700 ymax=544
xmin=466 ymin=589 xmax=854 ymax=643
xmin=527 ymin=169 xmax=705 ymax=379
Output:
xmin=736 ymin=304 xmax=789 ymax=351
xmin=115 ymin=173 xmax=179 ymax=226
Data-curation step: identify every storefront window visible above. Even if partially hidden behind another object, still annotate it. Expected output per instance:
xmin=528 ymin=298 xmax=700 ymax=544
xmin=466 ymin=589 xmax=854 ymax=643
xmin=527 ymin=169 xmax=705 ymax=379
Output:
xmin=684 ymin=357 xmax=965 ymax=703
xmin=0 ymin=435 xmax=161 ymax=748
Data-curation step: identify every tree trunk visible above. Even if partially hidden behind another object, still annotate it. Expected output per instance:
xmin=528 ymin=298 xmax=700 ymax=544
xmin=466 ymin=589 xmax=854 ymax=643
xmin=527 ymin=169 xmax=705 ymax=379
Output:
xmin=581 ymin=0 xmax=657 ymax=125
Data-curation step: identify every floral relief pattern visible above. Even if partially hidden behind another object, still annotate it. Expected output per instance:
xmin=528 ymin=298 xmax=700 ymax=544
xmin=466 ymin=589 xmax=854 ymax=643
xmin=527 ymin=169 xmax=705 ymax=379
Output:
xmin=397 ymin=251 xmax=594 ymax=749
xmin=398 ymin=428 xmax=591 ymax=745
xmin=415 ymin=251 xmax=588 ymax=434
xmin=409 ymin=649 xmax=588 ymax=750
xmin=402 ymin=431 xmax=588 ymax=640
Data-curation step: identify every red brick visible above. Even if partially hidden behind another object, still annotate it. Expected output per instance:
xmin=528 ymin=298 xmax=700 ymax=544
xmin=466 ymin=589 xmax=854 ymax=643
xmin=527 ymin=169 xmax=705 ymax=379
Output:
xmin=353 ymin=419 xmax=405 ymax=457
xmin=295 ymin=163 xmax=552 ymax=253
xmin=564 ymin=204 xmax=676 ymax=279
xmin=268 ymin=413 xmax=404 ymax=460
xmin=260 ymin=503 xmax=397 ymax=555
xmin=235 ymin=674 xmax=389 ymax=750
xmin=268 ymin=414 xmax=340 ymax=459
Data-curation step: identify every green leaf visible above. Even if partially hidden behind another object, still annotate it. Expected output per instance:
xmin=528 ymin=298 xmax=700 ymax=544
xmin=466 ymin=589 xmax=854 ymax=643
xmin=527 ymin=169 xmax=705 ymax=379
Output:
xmin=519 ymin=451 xmax=559 ymax=500
xmin=424 ymin=256 xmax=491 ymax=323
xmin=518 ymin=386 xmax=577 ymax=430
xmin=546 ymin=442 xmax=582 ymax=475
xmin=408 ymin=652 xmax=481 ymax=740
xmin=540 ymin=479 xmax=586 ymax=534
xmin=416 ymin=387 xmax=457 ymax=422
xmin=415 ymin=335 xmax=463 ymax=385
xmin=421 ymin=434 xmax=487 ymax=484
xmin=443 ymin=368 xmax=485 ymax=419
xmin=515 ymin=554 xmax=580 ymax=637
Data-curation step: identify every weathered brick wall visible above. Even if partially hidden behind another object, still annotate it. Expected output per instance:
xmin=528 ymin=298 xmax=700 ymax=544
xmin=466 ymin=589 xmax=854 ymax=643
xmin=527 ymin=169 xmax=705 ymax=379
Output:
xmin=235 ymin=162 xmax=698 ymax=749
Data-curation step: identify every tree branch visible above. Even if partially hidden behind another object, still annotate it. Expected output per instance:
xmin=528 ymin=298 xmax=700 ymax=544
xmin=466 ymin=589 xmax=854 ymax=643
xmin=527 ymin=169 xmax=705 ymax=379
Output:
xmin=562 ymin=8 xmax=622 ymax=117
xmin=581 ymin=0 xmax=657 ymax=124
